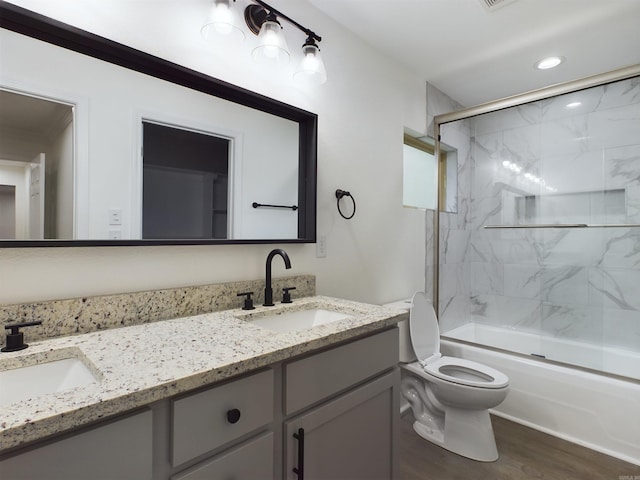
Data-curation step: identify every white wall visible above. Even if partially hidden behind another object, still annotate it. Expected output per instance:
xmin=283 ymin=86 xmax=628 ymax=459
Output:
xmin=51 ymin=118 xmax=74 ymax=239
xmin=0 ymin=0 xmax=427 ymax=305
xmin=0 ymin=186 xmax=17 ymax=238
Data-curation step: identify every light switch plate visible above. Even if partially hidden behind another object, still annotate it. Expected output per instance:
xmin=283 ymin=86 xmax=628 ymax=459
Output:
xmin=316 ymin=235 xmax=327 ymax=258
xmin=109 ymin=209 xmax=122 ymax=225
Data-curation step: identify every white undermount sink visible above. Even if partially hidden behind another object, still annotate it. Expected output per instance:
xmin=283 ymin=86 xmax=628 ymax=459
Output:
xmin=247 ymin=308 xmax=352 ymax=333
xmin=0 ymin=354 xmax=99 ymax=407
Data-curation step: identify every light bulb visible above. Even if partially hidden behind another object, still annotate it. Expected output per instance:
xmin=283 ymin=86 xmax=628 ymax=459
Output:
xmin=293 ymin=39 xmax=327 ymax=86
xmin=201 ymin=0 xmax=244 ymax=42
xmin=262 ymin=29 xmax=281 ymax=59
xmin=213 ymin=4 xmax=233 ymax=35
xmin=252 ymin=18 xmax=290 ymax=65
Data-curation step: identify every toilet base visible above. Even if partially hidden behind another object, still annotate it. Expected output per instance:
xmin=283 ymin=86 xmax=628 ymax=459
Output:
xmin=413 ymin=408 xmax=498 ymax=462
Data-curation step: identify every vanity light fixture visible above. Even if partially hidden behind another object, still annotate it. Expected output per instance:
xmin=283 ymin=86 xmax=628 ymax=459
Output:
xmin=535 ymin=56 xmax=564 ymax=70
xmin=202 ymin=0 xmax=327 ymax=84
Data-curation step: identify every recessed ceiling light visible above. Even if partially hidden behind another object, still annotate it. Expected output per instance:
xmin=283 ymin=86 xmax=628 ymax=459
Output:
xmin=535 ymin=56 xmax=564 ymax=70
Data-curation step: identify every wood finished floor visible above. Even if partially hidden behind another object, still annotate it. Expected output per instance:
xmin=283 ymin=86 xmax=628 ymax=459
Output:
xmin=400 ymin=413 xmax=640 ymax=480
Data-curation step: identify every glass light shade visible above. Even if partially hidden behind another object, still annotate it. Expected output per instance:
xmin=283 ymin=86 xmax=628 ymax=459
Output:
xmin=201 ymin=0 xmax=245 ymax=42
xmin=293 ymin=43 xmax=327 ymax=86
xmin=252 ymin=20 xmax=290 ymax=65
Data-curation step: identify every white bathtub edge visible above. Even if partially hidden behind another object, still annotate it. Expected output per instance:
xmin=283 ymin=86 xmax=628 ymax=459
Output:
xmin=489 ymin=409 xmax=640 ymax=467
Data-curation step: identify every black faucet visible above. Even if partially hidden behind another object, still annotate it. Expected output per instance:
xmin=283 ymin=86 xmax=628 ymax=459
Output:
xmin=264 ymin=248 xmax=291 ymax=306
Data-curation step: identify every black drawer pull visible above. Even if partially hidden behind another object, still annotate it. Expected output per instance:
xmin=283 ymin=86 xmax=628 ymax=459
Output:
xmin=226 ymin=408 xmax=241 ymax=424
xmin=293 ymin=428 xmax=305 ymax=479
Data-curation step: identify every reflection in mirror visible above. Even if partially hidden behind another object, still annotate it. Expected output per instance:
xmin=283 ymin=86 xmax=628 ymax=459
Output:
xmin=0 ymin=4 xmax=317 ymax=246
xmin=0 ymin=89 xmax=74 ymax=240
xmin=142 ymin=121 xmax=230 ymax=240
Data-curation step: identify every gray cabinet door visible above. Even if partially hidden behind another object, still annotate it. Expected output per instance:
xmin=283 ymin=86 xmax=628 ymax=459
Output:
xmin=285 ymin=373 xmax=395 ymax=480
xmin=0 ymin=409 xmax=152 ymax=480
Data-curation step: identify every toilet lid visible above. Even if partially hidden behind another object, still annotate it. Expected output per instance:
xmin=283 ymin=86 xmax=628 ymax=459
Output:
xmin=409 ymin=292 xmax=440 ymax=361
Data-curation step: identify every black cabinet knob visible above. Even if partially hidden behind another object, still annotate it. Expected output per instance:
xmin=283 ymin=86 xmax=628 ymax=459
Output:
xmin=226 ymin=408 xmax=241 ymax=424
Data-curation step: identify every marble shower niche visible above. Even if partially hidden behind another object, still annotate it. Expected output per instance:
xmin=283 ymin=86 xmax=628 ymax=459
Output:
xmin=505 ymin=188 xmax=627 ymax=226
xmin=437 ymin=72 xmax=640 ymax=377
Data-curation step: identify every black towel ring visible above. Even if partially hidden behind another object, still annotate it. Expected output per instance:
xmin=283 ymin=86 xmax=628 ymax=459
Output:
xmin=336 ymin=189 xmax=356 ymax=219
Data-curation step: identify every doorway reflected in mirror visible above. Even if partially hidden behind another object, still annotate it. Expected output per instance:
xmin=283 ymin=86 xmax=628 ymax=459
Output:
xmin=142 ymin=121 xmax=230 ymax=240
xmin=0 ymin=89 xmax=73 ymax=240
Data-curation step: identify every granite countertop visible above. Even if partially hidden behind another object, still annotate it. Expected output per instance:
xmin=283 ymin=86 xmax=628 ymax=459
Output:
xmin=0 ymin=296 xmax=406 ymax=452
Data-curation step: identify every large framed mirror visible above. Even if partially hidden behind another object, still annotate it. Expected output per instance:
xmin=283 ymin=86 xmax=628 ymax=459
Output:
xmin=0 ymin=3 xmax=317 ymax=246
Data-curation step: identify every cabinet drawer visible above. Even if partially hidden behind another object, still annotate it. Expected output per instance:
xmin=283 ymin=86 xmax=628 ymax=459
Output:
xmin=172 ymin=432 xmax=274 ymax=480
xmin=172 ymin=368 xmax=274 ymax=466
xmin=285 ymin=328 xmax=398 ymax=414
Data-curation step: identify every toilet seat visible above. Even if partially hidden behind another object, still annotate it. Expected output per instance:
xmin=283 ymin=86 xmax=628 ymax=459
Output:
xmin=409 ymin=292 xmax=508 ymax=390
xmin=423 ymin=355 xmax=509 ymax=389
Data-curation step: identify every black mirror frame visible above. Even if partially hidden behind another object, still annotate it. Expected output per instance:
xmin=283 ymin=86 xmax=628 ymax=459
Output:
xmin=0 ymin=3 xmax=317 ymax=247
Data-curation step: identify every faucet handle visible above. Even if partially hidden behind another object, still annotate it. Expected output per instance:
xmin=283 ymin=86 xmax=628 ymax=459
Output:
xmin=282 ymin=287 xmax=297 ymax=304
xmin=2 ymin=321 xmax=42 ymax=353
xmin=237 ymin=292 xmax=255 ymax=311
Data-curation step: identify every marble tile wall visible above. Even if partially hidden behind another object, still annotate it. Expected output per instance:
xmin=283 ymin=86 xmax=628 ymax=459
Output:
xmin=0 ymin=275 xmax=315 ymax=347
xmin=438 ymin=76 xmax=640 ymax=352
xmin=425 ymin=83 xmax=469 ymax=310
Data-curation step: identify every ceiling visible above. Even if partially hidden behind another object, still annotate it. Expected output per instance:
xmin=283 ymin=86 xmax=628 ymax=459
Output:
xmin=308 ymin=0 xmax=640 ymax=106
xmin=0 ymin=90 xmax=71 ymax=138
xmin=4 ymin=0 xmax=640 ymax=109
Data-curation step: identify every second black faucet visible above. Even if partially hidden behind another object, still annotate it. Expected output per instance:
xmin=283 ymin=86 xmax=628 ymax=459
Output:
xmin=264 ymin=248 xmax=291 ymax=306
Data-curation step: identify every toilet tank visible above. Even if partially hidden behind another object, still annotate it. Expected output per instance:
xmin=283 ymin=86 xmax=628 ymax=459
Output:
xmin=382 ymin=299 xmax=417 ymax=363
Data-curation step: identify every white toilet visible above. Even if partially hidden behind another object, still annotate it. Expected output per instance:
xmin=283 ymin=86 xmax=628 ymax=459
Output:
xmin=400 ymin=292 xmax=509 ymax=462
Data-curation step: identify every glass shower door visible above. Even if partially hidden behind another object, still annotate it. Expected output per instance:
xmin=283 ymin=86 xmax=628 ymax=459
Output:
xmin=437 ymin=73 xmax=640 ymax=380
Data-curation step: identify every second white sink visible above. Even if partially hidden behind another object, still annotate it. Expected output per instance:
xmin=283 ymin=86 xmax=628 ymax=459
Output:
xmin=248 ymin=308 xmax=351 ymax=333
xmin=0 ymin=355 xmax=99 ymax=407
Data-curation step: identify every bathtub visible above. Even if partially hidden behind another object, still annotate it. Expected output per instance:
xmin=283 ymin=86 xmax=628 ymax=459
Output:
xmin=440 ymin=325 xmax=640 ymax=466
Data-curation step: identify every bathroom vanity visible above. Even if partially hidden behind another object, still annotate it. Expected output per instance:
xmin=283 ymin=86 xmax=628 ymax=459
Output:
xmin=0 ymin=296 xmax=404 ymax=479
